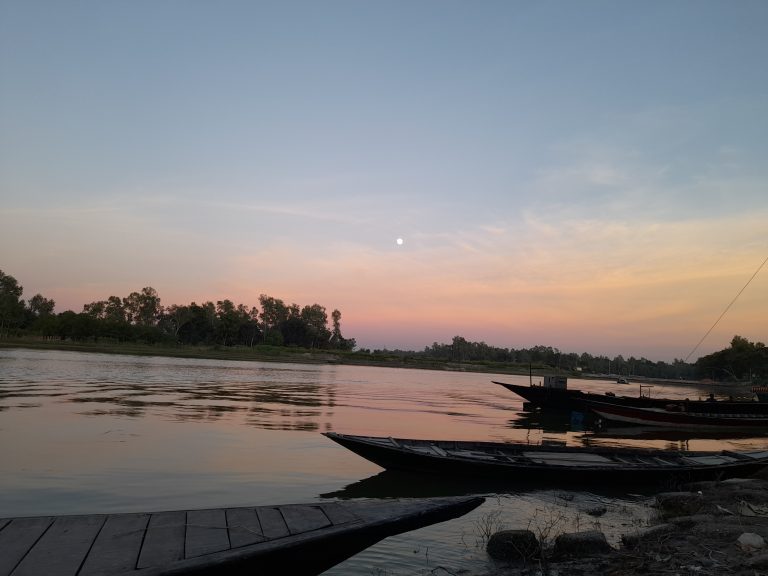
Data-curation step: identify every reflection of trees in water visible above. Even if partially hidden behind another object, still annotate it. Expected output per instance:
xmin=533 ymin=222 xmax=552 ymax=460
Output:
xmin=249 ymin=418 xmax=320 ymax=432
xmin=41 ymin=376 xmax=338 ymax=430
xmin=78 ymin=408 xmax=146 ymax=418
xmin=508 ymin=409 xmax=598 ymax=434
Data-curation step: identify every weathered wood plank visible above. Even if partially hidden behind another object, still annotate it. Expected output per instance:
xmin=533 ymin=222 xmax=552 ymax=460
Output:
xmin=11 ymin=515 xmax=104 ymax=576
xmin=226 ymin=508 xmax=265 ymax=548
xmin=0 ymin=517 xmax=54 ymax=576
xmin=136 ymin=511 xmax=186 ymax=569
xmin=185 ymin=509 xmax=230 ymax=558
xmin=281 ymin=505 xmax=331 ymax=535
xmin=78 ymin=513 xmax=149 ymax=576
xmin=319 ymin=502 xmax=358 ymax=526
xmin=255 ymin=507 xmax=289 ymax=540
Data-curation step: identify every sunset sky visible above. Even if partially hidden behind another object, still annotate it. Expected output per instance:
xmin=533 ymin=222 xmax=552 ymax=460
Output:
xmin=1 ymin=1 xmax=766 ymax=362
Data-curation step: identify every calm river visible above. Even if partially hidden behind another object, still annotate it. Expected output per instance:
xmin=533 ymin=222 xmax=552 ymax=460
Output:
xmin=1 ymin=348 xmax=766 ymax=574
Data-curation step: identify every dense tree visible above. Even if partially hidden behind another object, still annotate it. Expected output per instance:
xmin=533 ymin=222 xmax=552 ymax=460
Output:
xmin=0 ymin=270 xmax=25 ymax=337
xmin=27 ymin=293 xmax=55 ymax=318
xmin=279 ymin=316 xmax=313 ymax=347
xmin=300 ymin=304 xmax=330 ymax=348
xmin=25 ymin=293 xmax=57 ymax=336
xmin=696 ymin=336 xmax=767 ymax=382
xmin=330 ymin=309 xmax=354 ymax=350
xmin=259 ymin=294 xmax=289 ymax=345
xmin=160 ymin=304 xmax=193 ymax=339
xmin=123 ymin=287 xmax=162 ymax=326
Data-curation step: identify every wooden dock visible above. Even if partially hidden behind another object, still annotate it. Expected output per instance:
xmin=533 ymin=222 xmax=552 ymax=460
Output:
xmin=0 ymin=496 xmax=483 ymax=576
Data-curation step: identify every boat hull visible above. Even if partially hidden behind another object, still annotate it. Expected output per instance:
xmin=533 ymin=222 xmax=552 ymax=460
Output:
xmin=324 ymin=433 xmax=768 ymax=484
xmin=586 ymin=399 xmax=768 ymax=429
xmin=495 ymin=381 xmax=768 ymax=415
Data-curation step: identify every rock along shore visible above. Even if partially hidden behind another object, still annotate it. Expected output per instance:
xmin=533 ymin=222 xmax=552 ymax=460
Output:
xmin=484 ymin=472 xmax=768 ymax=576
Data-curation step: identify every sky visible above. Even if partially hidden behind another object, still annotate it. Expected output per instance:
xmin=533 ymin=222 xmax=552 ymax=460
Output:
xmin=1 ymin=1 xmax=766 ymax=362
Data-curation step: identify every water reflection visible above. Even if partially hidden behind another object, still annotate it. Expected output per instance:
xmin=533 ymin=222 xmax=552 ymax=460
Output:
xmin=0 ymin=351 xmax=338 ymax=431
xmin=3 ymin=348 xmax=768 ymax=451
xmin=322 ymin=470 xmax=532 ymax=499
xmin=321 ymin=469 xmax=661 ymax=500
xmin=509 ymin=409 xmax=599 ymax=433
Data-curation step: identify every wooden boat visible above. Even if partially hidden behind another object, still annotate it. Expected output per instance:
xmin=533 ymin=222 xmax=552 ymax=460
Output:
xmin=324 ymin=432 xmax=768 ymax=483
xmin=495 ymin=380 xmax=768 ymax=414
xmin=494 ymin=379 xmax=664 ymax=411
xmin=0 ymin=497 xmax=483 ymax=576
xmin=585 ymin=398 xmax=768 ymax=429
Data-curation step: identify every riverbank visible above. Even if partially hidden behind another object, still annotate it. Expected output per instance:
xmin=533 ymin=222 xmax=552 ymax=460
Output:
xmin=0 ymin=337 xmax=575 ymax=377
xmin=483 ymin=471 xmax=768 ymax=576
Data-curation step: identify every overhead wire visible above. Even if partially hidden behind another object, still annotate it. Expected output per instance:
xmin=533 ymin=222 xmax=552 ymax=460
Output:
xmin=684 ymin=254 xmax=768 ymax=363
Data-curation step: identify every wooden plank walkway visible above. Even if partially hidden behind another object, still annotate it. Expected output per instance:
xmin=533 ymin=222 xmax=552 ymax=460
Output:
xmin=0 ymin=497 xmax=483 ymax=576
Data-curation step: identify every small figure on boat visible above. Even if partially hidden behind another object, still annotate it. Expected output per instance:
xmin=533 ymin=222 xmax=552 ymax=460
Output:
xmin=706 ymin=393 xmax=716 ymax=402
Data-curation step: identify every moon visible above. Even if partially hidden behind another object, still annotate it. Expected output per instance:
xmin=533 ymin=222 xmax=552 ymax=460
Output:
xmin=396 ymin=237 xmax=404 ymax=246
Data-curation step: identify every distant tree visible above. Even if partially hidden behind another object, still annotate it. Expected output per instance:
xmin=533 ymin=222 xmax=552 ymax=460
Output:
xmin=55 ymin=311 xmax=98 ymax=341
xmin=27 ymin=293 xmax=56 ymax=318
xmin=236 ymin=304 xmax=261 ymax=346
xmin=83 ymin=300 xmax=106 ymax=318
xmin=696 ymin=335 xmax=767 ymax=382
xmin=176 ymin=301 xmax=218 ymax=345
xmin=279 ymin=316 xmax=313 ymax=347
xmin=0 ymin=270 xmax=25 ymax=337
xmin=300 ymin=304 xmax=330 ymax=348
xmin=259 ymin=295 xmax=289 ymax=343
xmin=104 ymin=296 xmax=126 ymax=323
xmin=330 ymin=309 xmax=346 ymax=349
xmin=25 ymin=293 xmax=57 ymax=334
xmin=160 ymin=304 xmax=193 ymax=340
xmin=450 ymin=336 xmax=470 ymax=362
xmin=214 ymin=300 xmax=256 ymax=346
xmin=123 ymin=287 xmax=162 ymax=326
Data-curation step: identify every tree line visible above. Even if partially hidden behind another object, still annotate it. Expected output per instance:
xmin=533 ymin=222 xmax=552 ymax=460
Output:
xmin=0 ymin=270 xmax=355 ymax=350
xmin=370 ymin=335 xmax=766 ymax=382
xmin=1 ymin=269 xmax=765 ymax=381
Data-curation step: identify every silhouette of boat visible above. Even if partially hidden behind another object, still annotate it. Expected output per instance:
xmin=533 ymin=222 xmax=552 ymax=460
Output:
xmin=325 ymin=432 xmax=768 ymax=484
xmin=585 ymin=399 xmax=768 ymax=429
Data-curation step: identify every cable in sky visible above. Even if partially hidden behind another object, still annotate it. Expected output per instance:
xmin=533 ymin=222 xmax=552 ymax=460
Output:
xmin=684 ymin=254 xmax=768 ymax=363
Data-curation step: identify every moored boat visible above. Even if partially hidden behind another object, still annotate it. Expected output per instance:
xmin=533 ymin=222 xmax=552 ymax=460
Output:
xmin=585 ymin=398 xmax=768 ymax=429
xmin=495 ymin=380 xmax=768 ymax=415
xmin=324 ymin=432 xmax=768 ymax=484
xmin=0 ymin=497 xmax=483 ymax=576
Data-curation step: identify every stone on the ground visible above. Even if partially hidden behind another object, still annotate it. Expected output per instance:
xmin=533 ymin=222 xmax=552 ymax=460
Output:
xmin=553 ymin=530 xmax=614 ymax=558
xmin=656 ymin=491 xmax=704 ymax=518
xmin=738 ymin=532 xmax=766 ymax=551
xmin=486 ymin=529 xmax=541 ymax=561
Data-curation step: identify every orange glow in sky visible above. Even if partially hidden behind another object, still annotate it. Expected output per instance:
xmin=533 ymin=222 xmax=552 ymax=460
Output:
xmin=1 ymin=2 xmax=766 ymax=362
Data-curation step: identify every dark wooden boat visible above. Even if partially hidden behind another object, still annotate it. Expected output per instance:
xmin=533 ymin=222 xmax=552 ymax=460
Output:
xmin=0 ymin=497 xmax=483 ymax=576
xmin=494 ymin=380 xmax=663 ymax=411
xmin=495 ymin=380 xmax=768 ymax=414
xmin=324 ymin=432 xmax=768 ymax=483
xmin=585 ymin=398 xmax=768 ymax=429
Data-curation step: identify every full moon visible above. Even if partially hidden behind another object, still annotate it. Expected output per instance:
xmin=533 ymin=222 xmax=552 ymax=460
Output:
xmin=396 ymin=238 xmax=404 ymax=246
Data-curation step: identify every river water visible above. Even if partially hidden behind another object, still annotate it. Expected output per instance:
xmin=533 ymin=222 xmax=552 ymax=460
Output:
xmin=1 ymin=348 xmax=766 ymax=575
